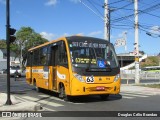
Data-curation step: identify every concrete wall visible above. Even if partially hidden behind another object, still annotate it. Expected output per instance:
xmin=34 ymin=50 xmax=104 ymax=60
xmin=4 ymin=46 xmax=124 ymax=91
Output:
xmin=0 ymin=60 xmax=7 ymax=70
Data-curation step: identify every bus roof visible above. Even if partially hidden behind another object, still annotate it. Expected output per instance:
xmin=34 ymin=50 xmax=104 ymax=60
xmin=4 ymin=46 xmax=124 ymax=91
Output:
xmin=28 ymin=36 xmax=66 ymax=51
xmin=28 ymin=36 xmax=111 ymax=51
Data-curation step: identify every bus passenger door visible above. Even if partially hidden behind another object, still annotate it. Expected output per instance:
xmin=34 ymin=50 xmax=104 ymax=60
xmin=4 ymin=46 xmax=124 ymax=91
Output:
xmin=50 ymin=46 xmax=58 ymax=90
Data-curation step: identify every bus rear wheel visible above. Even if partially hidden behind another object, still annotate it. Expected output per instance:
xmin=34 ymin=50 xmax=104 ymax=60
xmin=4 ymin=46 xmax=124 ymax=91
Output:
xmin=100 ymin=94 xmax=109 ymax=100
xmin=33 ymin=81 xmax=41 ymax=92
xmin=59 ymin=85 xmax=69 ymax=101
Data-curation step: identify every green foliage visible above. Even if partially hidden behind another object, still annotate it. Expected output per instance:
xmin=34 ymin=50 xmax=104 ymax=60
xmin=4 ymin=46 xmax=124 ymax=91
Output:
xmin=12 ymin=26 xmax=49 ymax=60
xmin=16 ymin=27 xmax=48 ymax=51
xmin=0 ymin=27 xmax=48 ymax=64
xmin=141 ymin=56 xmax=159 ymax=67
xmin=0 ymin=40 xmax=6 ymax=49
xmin=141 ymin=84 xmax=160 ymax=89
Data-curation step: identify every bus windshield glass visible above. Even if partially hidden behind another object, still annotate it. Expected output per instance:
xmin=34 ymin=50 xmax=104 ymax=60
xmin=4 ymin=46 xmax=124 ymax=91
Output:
xmin=68 ymin=39 xmax=119 ymax=71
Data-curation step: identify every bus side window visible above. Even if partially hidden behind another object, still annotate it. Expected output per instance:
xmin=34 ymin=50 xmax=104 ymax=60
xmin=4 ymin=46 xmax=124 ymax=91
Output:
xmin=33 ymin=49 xmax=39 ymax=66
xmin=39 ymin=47 xmax=48 ymax=66
xmin=59 ymin=41 xmax=68 ymax=67
xmin=26 ymin=51 xmax=33 ymax=66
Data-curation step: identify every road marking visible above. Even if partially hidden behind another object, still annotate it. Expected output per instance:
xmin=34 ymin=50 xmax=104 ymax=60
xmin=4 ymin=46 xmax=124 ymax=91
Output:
xmin=122 ymin=96 xmax=134 ymax=99
xmin=121 ymin=93 xmax=148 ymax=97
xmin=22 ymin=96 xmax=64 ymax=107
xmin=68 ymin=102 xmax=85 ymax=104
xmin=38 ymin=95 xmax=64 ymax=102
xmin=38 ymin=94 xmax=84 ymax=104
xmin=120 ymin=91 xmax=154 ymax=96
xmin=15 ymin=96 xmax=28 ymax=102
xmin=42 ymin=107 xmax=56 ymax=111
xmin=15 ymin=96 xmax=56 ymax=111
xmin=119 ymin=91 xmax=156 ymax=99
xmin=11 ymin=89 xmax=32 ymax=93
xmin=23 ymin=96 xmax=39 ymax=101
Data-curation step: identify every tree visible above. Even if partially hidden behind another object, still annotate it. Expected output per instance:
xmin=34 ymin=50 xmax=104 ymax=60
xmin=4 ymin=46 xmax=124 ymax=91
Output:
xmin=14 ymin=27 xmax=48 ymax=66
xmin=0 ymin=39 xmax=6 ymax=49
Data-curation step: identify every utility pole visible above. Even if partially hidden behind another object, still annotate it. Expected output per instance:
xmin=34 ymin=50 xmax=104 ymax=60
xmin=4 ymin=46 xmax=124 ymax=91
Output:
xmin=134 ymin=0 xmax=140 ymax=84
xmin=6 ymin=0 xmax=12 ymax=105
xmin=104 ymin=0 xmax=110 ymax=41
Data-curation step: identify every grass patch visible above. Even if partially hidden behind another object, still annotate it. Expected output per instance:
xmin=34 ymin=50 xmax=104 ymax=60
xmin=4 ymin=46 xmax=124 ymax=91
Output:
xmin=140 ymin=84 xmax=160 ymax=89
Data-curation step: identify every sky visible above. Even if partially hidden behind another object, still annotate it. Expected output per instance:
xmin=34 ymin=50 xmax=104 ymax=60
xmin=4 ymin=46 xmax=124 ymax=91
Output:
xmin=0 ymin=0 xmax=160 ymax=55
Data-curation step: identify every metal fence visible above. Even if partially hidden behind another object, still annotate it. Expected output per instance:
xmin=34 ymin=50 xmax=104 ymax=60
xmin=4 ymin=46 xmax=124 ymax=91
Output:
xmin=121 ymin=72 xmax=160 ymax=80
xmin=121 ymin=71 xmax=160 ymax=84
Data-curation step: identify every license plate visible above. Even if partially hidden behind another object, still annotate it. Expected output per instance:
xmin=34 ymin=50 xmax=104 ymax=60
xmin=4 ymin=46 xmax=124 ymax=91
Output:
xmin=96 ymin=86 xmax=105 ymax=91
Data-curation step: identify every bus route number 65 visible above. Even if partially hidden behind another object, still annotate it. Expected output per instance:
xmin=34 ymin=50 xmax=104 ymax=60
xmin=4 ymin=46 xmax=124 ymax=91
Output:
xmin=86 ymin=76 xmax=94 ymax=83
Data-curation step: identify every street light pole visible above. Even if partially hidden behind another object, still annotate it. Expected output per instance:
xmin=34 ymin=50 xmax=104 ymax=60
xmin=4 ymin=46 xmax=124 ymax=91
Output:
xmin=6 ymin=0 xmax=12 ymax=105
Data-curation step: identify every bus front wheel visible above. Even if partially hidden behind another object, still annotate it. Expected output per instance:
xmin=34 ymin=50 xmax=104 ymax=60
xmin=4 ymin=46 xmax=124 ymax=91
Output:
xmin=59 ymin=84 xmax=69 ymax=101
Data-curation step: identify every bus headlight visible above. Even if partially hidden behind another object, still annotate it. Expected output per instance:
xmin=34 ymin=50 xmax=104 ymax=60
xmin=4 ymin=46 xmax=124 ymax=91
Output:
xmin=74 ymin=74 xmax=85 ymax=82
xmin=114 ymin=74 xmax=120 ymax=82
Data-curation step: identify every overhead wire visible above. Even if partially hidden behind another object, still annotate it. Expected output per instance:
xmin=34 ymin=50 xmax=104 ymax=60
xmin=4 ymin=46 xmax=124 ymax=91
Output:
xmin=79 ymin=0 xmax=160 ymax=37
xmin=87 ymin=0 xmax=104 ymax=17
xmin=79 ymin=0 xmax=104 ymax=21
xmin=111 ymin=2 xmax=160 ymax=23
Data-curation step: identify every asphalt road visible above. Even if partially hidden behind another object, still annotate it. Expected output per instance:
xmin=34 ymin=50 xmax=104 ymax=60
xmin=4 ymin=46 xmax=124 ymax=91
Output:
xmin=0 ymin=74 xmax=160 ymax=119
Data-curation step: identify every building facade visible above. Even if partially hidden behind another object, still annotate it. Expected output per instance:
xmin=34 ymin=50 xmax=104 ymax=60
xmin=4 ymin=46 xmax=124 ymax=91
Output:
xmin=0 ymin=49 xmax=18 ymax=70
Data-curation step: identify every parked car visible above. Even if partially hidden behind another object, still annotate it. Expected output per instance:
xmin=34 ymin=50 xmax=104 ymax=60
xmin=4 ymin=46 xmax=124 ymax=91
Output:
xmin=10 ymin=66 xmax=21 ymax=77
xmin=0 ymin=69 xmax=7 ymax=74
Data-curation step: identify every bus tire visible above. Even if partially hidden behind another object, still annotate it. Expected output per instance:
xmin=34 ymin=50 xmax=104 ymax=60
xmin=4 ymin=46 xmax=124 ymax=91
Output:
xmin=100 ymin=94 xmax=109 ymax=100
xmin=33 ymin=81 xmax=41 ymax=92
xmin=59 ymin=84 xmax=69 ymax=101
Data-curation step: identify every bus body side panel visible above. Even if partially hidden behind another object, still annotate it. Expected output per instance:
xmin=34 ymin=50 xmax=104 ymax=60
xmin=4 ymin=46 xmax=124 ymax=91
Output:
xmin=26 ymin=66 xmax=32 ymax=84
xmin=48 ymin=66 xmax=53 ymax=90
xmin=48 ymin=66 xmax=70 ymax=94
xmin=56 ymin=66 xmax=70 ymax=94
xmin=31 ymin=66 xmax=49 ymax=89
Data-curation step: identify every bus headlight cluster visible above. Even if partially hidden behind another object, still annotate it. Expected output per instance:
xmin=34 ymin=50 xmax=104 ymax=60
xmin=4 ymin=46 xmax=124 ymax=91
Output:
xmin=74 ymin=74 xmax=85 ymax=82
xmin=114 ymin=74 xmax=120 ymax=82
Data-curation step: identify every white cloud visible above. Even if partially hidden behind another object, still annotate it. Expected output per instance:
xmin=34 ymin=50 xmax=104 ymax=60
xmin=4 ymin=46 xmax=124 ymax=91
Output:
xmin=45 ymin=0 xmax=57 ymax=6
xmin=150 ymin=26 xmax=160 ymax=34
xmin=44 ymin=0 xmax=80 ymax=7
xmin=62 ymin=33 xmax=70 ymax=37
xmin=60 ymin=33 xmax=84 ymax=37
xmin=40 ymin=32 xmax=56 ymax=40
xmin=87 ymin=31 xmax=102 ymax=37
xmin=118 ymin=31 xmax=128 ymax=38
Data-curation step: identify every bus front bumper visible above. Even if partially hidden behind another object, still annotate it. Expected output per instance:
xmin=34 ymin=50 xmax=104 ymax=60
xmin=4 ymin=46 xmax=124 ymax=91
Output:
xmin=70 ymin=79 xmax=121 ymax=96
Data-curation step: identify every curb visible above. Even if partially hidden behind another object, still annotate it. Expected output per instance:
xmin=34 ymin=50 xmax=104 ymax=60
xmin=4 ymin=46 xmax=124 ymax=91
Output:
xmin=0 ymin=102 xmax=42 ymax=111
xmin=0 ymin=93 xmax=42 ymax=111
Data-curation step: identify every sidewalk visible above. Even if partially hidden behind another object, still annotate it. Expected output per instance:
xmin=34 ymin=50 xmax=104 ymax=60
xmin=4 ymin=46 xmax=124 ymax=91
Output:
xmin=0 ymin=93 xmax=42 ymax=111
xmin=121 ymin=84 xmax=160 ymax=95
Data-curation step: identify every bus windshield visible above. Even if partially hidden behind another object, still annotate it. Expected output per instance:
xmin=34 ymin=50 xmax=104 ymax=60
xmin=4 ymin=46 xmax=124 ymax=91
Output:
xmin=68 ymin=39 xmax=119 ymax=71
